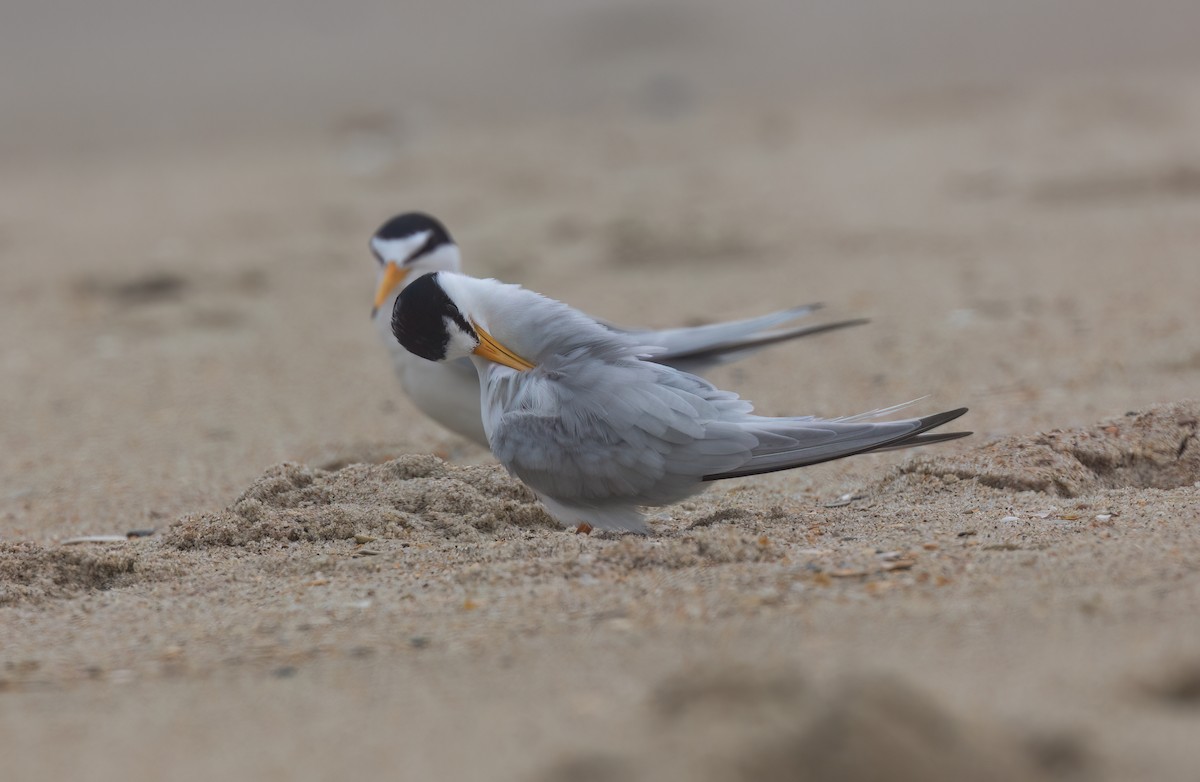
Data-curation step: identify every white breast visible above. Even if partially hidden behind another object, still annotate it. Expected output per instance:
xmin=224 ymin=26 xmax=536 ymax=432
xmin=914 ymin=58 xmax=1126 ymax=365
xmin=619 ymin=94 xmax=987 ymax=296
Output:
xmin=374 ymin=305 xmax=489 ymax=445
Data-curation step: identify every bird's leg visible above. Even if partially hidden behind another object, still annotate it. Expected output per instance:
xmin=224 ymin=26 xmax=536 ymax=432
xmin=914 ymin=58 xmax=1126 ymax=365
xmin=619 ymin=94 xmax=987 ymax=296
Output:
xmin=575 ymin=523 xmax=594 ymax=535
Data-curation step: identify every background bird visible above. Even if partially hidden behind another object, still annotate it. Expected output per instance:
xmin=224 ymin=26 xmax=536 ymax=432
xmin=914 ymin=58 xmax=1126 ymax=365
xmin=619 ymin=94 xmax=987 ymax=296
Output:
xmin=391 ymin=271 xmax=970 ymax=532
xmin=370 ymin=212 xmax=868 ymax=445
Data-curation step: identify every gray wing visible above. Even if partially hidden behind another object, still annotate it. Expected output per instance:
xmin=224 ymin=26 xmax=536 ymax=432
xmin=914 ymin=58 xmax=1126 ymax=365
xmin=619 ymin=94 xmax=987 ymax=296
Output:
xmin=487 ymin=361 xmax=759 ymax=507
xmin=604 ymin=304 xmax=820 ymax=341
xmin=488 ymin=359 xmax=968 ymax=504
xmin=654 ymin=317 xmax=869 ymax=374
xmin=600 ymin=304 xmax=868 ymax=375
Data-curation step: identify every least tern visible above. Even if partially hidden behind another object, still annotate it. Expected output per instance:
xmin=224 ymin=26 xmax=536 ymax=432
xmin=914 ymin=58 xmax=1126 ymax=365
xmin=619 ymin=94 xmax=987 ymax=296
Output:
xmin=391 ymin=271 xmax=970 ymax=533
xmin=370 ymin=212 xmax=866 ymax=445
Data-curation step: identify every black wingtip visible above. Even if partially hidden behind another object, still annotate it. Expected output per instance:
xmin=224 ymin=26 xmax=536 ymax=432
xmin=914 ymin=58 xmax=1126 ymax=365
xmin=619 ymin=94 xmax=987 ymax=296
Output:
xmin=916 ymin=407 xmax=969 ymax=429
xmin=872 ymin=429 xmax=972 ymax=452
xmin=864 ymin=408 xmax=970 ymax=454
xmin=701 ymin=406 xmax=971 ymax=482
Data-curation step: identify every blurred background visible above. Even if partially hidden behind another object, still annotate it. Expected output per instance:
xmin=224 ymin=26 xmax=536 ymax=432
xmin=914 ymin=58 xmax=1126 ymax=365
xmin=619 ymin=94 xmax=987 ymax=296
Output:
xmin=6 ymin=0 xmax=1200 ymax=161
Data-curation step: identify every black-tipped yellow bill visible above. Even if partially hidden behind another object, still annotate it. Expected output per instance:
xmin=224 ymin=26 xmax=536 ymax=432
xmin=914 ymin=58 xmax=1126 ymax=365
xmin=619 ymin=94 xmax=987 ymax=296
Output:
xmin=473 ymin=324 xmax=535 ymax=371
xmin=371 ymin=262 xmax=409 ymax=316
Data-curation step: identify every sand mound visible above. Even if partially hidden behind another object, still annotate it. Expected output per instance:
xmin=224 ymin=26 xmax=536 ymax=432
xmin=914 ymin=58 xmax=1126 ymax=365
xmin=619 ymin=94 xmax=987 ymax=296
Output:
xmin=0 ymin=542 xmax=139 ymax=606
xmin=163 ymin=455 xmax=556 ymax=548
xmin=162 ymin=454 xmax=784 ymax=572
xmin=543 ymin=668 xmax=1064 ymax=782
xmin=896 ymin=401 xmax=1199 ymax=497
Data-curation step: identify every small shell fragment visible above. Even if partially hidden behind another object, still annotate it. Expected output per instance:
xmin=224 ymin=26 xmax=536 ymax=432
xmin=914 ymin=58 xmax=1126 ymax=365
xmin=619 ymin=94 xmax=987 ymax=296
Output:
xmin=823 ymin=493 xmax=863 ymax=508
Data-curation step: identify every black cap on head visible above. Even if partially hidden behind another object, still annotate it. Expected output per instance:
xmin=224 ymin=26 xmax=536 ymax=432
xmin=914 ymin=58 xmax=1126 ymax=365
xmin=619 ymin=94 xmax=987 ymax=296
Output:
xmin=372 ymin=212 xmax=454 ymax=266
xmin=374 ymin=212 xmax=453 ymax=245
xmin=391 ymin=273 xmax=475 ymax=362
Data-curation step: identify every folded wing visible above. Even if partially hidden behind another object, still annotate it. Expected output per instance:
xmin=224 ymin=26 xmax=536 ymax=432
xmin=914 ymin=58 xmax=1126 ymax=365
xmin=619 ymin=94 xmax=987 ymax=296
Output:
xmin=487 ymin=358 xmax=968 ymax=505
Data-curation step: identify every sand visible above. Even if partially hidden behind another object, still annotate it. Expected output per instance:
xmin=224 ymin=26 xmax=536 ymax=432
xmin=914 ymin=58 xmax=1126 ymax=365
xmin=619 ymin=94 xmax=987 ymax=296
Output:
xmin=4 ymin=4 xmax=1200 ymax=780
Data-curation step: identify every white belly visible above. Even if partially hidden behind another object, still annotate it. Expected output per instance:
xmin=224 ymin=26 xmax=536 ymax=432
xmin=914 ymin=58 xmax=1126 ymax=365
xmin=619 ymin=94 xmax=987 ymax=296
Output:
xmin=375 ymin=305 xmax=489 ymax=445
xmin=399 ymin=351 xmax=489 ymax=445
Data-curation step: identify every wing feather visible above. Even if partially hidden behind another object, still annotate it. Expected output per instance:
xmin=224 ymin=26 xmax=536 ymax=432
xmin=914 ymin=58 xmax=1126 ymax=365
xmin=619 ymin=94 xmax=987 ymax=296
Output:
xmin=487 ymin=360 xmax=758 ymax=505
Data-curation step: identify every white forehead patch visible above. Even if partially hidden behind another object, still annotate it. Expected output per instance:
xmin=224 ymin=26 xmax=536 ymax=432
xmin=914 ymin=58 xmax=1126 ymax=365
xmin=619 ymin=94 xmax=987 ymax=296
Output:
xmin=371 ymin=231 xmax=433 ymax=264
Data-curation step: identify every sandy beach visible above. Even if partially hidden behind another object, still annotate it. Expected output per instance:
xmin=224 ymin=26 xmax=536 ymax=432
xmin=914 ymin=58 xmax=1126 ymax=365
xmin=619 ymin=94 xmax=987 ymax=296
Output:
xmin=3 ymin=2 xmax=1200 ymax=780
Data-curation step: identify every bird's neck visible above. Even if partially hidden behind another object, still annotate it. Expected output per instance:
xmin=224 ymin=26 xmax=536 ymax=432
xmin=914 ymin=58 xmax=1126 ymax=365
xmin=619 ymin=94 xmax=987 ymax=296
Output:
xmin=454 ymin=277 xmax=640 ymax=367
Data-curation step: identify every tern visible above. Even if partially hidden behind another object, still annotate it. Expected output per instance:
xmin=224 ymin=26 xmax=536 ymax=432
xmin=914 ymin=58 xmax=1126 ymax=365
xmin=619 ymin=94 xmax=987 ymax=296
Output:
xmin=370 ymin=212 xmax=867 ymax=445
xmin=391 ymin=271 xmax=970 ymax=533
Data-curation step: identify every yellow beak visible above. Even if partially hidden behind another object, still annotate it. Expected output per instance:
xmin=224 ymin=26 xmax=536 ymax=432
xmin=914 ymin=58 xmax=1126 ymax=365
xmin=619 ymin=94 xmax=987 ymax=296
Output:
xmin=371 ymin=262 xmax=409 ymax=316
xmin=473 ymin=323 xmax=535 ymax=371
